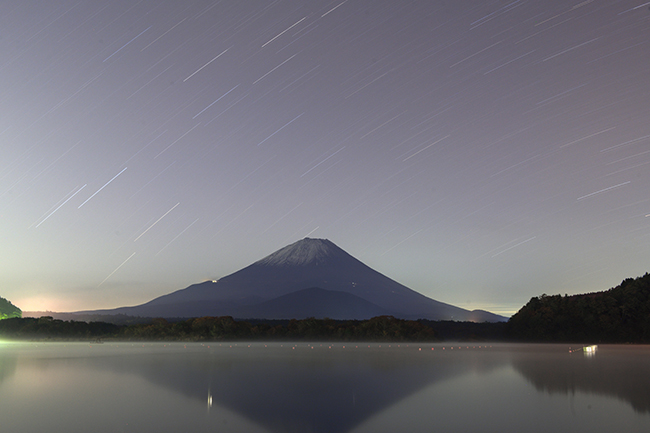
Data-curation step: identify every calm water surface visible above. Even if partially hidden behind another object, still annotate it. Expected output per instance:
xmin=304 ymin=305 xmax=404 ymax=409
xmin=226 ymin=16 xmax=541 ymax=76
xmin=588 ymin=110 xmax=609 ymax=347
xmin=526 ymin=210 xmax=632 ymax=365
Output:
xmin=0 ymin=341 xmax=649 ymax=433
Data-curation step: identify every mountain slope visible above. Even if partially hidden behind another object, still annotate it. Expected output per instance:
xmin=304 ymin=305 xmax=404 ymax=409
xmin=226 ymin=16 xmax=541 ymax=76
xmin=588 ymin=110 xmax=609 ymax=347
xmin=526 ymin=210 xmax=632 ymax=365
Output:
xmin=235 ymin=287 xmax=390 ymax=320
xmin=79 ymin=238 xmax=506 ymax=322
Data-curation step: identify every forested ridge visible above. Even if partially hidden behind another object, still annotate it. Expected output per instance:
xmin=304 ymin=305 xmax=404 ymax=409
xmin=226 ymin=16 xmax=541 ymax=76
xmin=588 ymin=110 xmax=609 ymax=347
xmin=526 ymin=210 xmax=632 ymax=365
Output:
xmin=507 ymin=273 xmax=650 ymax=342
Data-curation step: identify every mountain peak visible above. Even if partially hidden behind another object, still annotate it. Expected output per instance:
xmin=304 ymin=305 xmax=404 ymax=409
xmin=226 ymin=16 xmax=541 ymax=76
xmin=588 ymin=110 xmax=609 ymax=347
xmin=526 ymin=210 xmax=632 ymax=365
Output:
xmin=255 ymin=238 xmax=342 ymax=266
xmin=74 ymin=236 xmax=507 ymax=322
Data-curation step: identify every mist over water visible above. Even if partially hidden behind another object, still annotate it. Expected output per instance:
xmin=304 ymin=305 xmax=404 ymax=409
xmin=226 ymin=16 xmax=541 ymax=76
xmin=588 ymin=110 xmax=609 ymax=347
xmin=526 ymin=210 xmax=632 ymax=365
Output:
xmin=0 ymin=342 xmax=648 ymax=433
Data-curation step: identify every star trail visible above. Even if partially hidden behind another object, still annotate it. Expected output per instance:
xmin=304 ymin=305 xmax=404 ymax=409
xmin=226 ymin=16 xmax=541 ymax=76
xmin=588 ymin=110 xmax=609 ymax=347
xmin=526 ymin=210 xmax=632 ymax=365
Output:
xmin=1 ymin=1 xmax=649 ymax=316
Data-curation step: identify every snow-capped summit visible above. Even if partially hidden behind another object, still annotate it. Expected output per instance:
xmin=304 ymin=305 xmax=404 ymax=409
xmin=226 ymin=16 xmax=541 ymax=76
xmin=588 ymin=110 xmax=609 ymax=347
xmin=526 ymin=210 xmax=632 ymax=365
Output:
xmin=255 ymin=238 xmax=343 ymax=266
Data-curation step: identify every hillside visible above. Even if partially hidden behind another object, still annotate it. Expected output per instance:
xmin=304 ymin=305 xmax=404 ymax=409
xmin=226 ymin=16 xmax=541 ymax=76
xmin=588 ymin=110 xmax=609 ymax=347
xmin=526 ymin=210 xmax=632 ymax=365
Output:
xmin=0 ymin=297 xmax=21 ymax=320
xmin=507 ymin=273 xmax=650 ymax=342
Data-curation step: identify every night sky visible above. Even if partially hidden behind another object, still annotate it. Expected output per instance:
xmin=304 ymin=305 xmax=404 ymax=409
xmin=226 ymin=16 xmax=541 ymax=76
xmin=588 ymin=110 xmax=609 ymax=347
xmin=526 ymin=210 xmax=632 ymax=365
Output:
xmin=2 ymin=1 xmax=649 ymax=316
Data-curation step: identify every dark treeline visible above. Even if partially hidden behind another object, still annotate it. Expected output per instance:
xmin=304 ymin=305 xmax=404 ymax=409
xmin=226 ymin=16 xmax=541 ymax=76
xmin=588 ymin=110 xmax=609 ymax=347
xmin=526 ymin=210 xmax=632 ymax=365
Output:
xmin=118 ymin=315 xmax=441 ymax=341
xmin=0 ymin=315 xmax=444 ymax=342
xmin=419 ymin=320 xmax=507 ymax=341
xmin=0 ymin=316 xmax=119 ymax=340
xmin=507 ymin=273 xmax=650 ymax=343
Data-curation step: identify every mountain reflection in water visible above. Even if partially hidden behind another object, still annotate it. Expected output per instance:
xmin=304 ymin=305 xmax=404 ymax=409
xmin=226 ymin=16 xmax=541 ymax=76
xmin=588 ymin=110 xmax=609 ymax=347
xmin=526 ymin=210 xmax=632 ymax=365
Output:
xmin=91 ymin=343 xmax=503 ymax=433
xmin=0 ymin=343 xmax=649 ymax=433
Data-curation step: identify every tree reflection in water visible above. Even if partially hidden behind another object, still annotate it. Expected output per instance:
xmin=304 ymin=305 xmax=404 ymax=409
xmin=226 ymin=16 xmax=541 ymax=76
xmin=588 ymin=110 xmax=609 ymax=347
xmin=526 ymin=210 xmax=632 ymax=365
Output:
xmin=510 ymin=344 xmax=650 ymax=414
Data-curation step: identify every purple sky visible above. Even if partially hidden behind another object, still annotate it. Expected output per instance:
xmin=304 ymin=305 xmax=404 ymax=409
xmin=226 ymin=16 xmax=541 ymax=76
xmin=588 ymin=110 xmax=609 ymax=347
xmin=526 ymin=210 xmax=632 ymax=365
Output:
xmin=2 ymin=1 xmax=649 ymax=316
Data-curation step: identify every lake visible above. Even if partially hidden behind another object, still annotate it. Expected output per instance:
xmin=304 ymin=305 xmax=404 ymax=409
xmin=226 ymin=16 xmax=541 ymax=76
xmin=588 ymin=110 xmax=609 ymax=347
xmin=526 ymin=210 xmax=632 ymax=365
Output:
xmin=1 ymin=341 xmax=649 ymax=432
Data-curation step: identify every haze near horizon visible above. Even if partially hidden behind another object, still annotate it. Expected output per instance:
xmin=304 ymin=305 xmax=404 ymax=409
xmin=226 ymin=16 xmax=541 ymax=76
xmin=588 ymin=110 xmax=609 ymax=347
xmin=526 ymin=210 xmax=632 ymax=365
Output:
xmin=2 ymin=1 xmax=649 ymax=316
